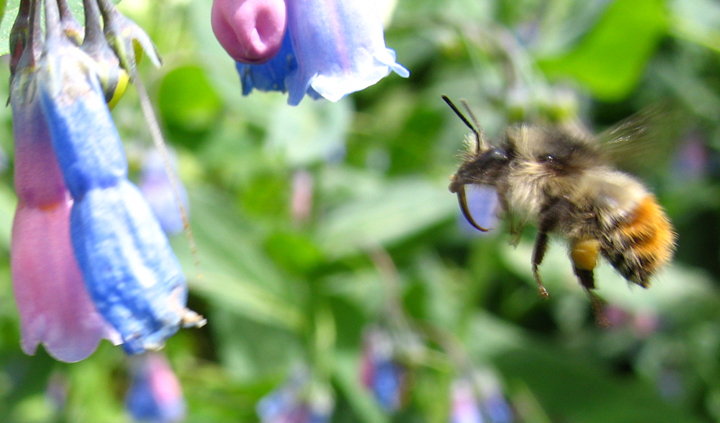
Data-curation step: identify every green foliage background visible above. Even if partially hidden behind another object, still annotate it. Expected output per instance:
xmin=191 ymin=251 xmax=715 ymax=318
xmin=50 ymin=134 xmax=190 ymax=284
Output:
xmin=0 ymin=0 xmax=719 ymax=422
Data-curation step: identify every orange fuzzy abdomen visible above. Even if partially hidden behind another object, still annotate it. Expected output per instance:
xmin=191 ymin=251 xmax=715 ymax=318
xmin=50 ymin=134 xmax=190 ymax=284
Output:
xmin=603 ymin=195 xmax=676 ymax=287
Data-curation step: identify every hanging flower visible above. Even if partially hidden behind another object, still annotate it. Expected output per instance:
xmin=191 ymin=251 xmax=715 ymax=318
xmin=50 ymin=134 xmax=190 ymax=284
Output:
xmin=13 ymin=0 xmax=204 ymax=356
xmin=360 ymin=326 xmax=407 ymax=412
xmin=219 ymin=0 xmax=409 ymax=105
xmin=126 ymin=353 xmax=186 ymax=423
xmin=9 ymin=0 xmax=119 ymax=363
xmin=257 ymin=366 xmax=334 ymax=423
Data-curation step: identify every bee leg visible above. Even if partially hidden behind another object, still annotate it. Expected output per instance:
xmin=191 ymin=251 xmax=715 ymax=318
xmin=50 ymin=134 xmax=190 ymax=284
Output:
xmin=531 ymin=232 xmax=550 ymax=298
xmin=574 ymin=267 xmax=609 ymax=325
xmin=570 ymin=239 xmax=599 ymax=285
xmin=585 ymin=289 xmax=609 ymax=327
xmin=569 ymin=238 xmax=609 ymax=326
xmin=573 ymin=267 xmax=595 ymax=289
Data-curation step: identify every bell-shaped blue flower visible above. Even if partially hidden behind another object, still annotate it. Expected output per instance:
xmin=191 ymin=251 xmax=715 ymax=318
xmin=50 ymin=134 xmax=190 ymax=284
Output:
xmin=36 ymin=1 xmax=203 ymax=355
xmin=231 ymin=0 xmax=408 ymax=105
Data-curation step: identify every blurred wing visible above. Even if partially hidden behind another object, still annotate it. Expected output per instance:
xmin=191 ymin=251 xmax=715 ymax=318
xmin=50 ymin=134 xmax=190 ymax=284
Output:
xmin=595 ymin=103 xmax=687 ymax=176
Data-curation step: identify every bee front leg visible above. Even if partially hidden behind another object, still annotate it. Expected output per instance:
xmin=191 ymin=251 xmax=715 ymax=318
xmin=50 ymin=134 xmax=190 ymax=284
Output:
xmin=532 ymin=199 xmax=569 ymax=297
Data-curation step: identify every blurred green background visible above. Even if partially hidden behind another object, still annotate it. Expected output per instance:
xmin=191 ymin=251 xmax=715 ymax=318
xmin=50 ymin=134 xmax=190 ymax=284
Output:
xmin=1 ymin=0 xmax=720 ymax=421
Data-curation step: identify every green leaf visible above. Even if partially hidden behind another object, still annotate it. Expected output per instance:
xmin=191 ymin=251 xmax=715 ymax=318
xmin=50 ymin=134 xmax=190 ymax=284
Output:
xmin=466 ymin=313 xmax=707 ymax=423
xmin=210 ymin=310 xmax=301 ymax=383
xmin=173 ymin=187 xmax=306 ymax=332
xmin=315 ymin=178 xmax=456 ymax=259
xmin=158 ymin=65 xmax=223 ymax=147
xmin=538 ymin=0 xmax=667 ymax=101
xmin=0 ymin=0 xmax=123 ymax=57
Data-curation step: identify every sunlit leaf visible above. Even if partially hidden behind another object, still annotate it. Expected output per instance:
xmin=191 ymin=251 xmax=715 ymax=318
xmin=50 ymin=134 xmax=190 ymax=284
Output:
xmin=538 ymin=0 xmax=667 ymax=101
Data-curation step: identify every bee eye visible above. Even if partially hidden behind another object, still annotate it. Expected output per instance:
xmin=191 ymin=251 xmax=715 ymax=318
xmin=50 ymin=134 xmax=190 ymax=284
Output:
xmin=539 ymin=154 xmax=555 ymax=163
xmin=539 ymin=154 xmax=568 ymax=173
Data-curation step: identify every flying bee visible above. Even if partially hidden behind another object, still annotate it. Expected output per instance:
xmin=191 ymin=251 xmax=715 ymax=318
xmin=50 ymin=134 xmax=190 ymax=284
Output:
xmin=443 ymin=96 xmax=676 ymax=310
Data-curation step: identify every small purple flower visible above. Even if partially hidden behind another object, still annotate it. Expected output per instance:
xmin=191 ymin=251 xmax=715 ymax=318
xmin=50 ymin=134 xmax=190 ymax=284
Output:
xmin=229 ymin=0 xmax=409 ymax=105
xmin=360 ymin=327 xmax=407 ymax=412
xmin=126 ymin=353 xmax=186 ymax=423
xmin=257 ymin=367 xmax=334 ymax=423
xmin=139 ymin=150 xmax=189 ymax=236
xmin=475 ymin=371 xmax=513 ymax=423
xmin=450 ymin=378 xmax=484 ymax=423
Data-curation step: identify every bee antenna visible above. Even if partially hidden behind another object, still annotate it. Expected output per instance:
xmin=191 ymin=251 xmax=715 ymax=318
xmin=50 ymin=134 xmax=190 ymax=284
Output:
xmin=460 ymin=99 xmax=487 ymax=150
xmin=441 ymin=95 xmax=486 ymax=152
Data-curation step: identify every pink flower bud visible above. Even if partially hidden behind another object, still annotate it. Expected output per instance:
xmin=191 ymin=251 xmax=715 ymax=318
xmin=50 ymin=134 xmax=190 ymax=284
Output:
xmin=212 ymin=0 xmax=287 ymax=64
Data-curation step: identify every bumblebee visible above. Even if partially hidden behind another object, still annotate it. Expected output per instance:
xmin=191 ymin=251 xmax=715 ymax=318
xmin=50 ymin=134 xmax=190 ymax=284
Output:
xmin=444 ymin=96 xmax=676 ymax=307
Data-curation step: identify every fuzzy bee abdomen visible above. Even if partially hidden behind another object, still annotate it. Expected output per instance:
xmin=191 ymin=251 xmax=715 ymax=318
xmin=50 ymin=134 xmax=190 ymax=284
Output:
xmin=601 ymin=195 xmax=675 ymax=287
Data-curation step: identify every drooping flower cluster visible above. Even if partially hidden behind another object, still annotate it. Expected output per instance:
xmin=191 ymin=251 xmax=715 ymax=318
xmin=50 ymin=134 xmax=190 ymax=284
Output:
xmin=211 ymin=0 xmax=409 ymax=105
xmin=9 ymin=0 xmax=203 ymax=362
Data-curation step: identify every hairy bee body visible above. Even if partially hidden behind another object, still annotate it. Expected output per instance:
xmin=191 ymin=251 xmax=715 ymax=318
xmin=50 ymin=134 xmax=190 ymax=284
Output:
xmin=449 ymin=122 xmax=675 ymax=297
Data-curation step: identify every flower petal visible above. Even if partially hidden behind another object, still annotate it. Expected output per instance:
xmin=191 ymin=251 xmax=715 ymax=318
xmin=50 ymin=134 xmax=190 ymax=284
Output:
xmin=212 ymin=0 xmax=287 ymax=64
xmin=235 ymin=30 xmax=295 ymax=94
xmin=285 ymin=0 xmax=409 ymax=105
xmin=12 ymin=201 xmax=120 ymax=362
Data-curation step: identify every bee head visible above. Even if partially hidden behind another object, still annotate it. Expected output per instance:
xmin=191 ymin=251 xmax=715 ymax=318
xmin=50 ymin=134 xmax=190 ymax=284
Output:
xmin=444 ymin=96 xmax=511 ymax=232
xmin=506 ymin=126 xmax=603 ymax=177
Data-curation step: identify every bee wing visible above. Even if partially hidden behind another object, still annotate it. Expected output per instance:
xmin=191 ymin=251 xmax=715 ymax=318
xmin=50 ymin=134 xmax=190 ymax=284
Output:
xmin=457 ymin=184 xmax=500 ymax=233
xmin=594 ymin=104 xmax=686 ymax=176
